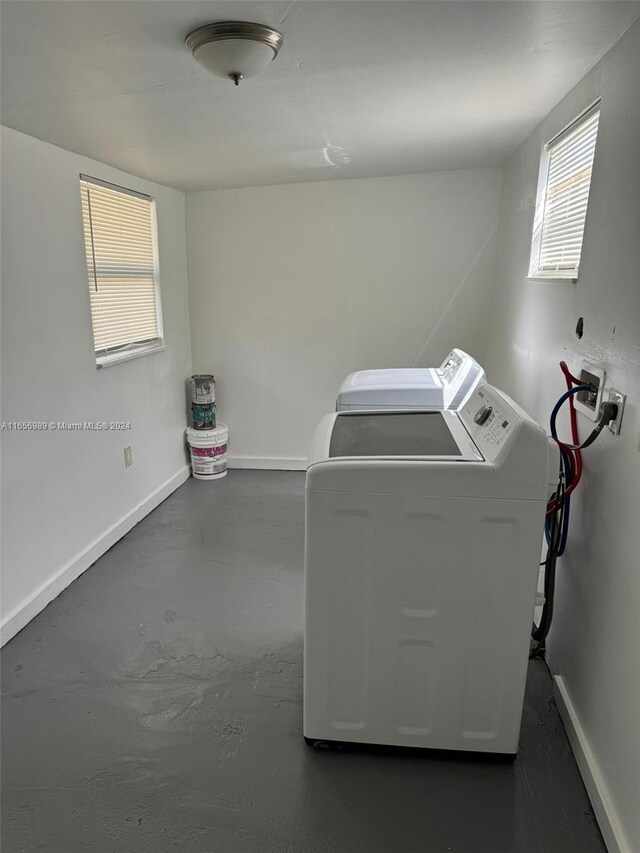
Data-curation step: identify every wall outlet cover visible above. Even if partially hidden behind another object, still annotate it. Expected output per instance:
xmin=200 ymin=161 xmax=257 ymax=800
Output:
xmin=124 ymin=445 xmax=133 ymax=468
xmin=607 ymin=389 xmax=626 ymax=435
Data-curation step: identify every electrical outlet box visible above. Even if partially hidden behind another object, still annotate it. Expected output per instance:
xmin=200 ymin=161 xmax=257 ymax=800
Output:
xmin=124 ymin=445 xmax=133 ymax=468
xmin=607 ymin=389 xmax=626 ymax=435
xmin=574 ymin=362 xmax=606 ymax=421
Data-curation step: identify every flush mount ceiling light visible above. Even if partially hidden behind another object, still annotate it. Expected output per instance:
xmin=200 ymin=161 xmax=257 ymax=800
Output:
xmin=185 ymin=21 xmax=284 ymax=86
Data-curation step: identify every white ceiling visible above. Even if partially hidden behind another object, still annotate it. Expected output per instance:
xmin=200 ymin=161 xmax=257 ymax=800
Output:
xmin=2 ymin=1 xmax=639 ymax=191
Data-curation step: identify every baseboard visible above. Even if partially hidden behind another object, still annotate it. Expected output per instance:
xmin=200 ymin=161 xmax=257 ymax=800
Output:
xmin=228 ymin=456 xmax=307 ymax=471
xmin=552 ymin=675 xmax=631 ymax=853
xmin=1 ymin=466 xmax=190 ymax=647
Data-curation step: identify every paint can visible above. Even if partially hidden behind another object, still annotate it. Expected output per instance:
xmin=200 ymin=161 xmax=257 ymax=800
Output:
xmin=191 ymin=402 xmax=216 ymax=430
xmin=191 ymin=374 xmax=215 ymax=405
xmin=186 ymin=424 xmax=228 ymax=480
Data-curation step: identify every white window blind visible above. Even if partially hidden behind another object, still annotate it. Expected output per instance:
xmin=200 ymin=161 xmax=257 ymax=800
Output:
xmin=529 ymin=104 xmax=600 ymax=279
xmin=80 ymin=176 xmax=163 ymax=361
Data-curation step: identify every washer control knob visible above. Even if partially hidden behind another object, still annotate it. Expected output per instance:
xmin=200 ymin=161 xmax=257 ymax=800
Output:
xmin=474 ymin=404 xmax=493 ymax=425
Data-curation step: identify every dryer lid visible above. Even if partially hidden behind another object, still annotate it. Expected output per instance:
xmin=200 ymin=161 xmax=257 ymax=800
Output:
xmin=328 ymin=411 xmax=482 ymax=461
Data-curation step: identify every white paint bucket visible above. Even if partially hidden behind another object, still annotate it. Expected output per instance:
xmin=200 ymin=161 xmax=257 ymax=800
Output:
xmin=186 ymin=424 xmax=228 ymax=480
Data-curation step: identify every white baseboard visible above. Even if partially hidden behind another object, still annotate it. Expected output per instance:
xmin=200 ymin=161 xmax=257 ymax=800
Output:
xmin=228 ymin=456 xmax=306 ymax=471
xmin=553 ymin=675 xmax=631 ymax=853
xmin=1 ymin=466 xmax=190 ymax=647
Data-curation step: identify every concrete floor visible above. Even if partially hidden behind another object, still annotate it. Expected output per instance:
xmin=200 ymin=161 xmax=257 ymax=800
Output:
xmin=2 ymin=471 xmax=604 ymax=853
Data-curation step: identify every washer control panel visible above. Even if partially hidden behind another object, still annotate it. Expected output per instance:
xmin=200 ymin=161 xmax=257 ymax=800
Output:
xmin=437 ymin=349 xmax=486 ymax=410
xmin=459 ymin=386 xmax=520 ymax=460
xmin=474 ymin=404 xmax=493 ymax=425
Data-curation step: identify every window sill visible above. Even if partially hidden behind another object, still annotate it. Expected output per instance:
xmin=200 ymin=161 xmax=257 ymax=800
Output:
xmin=96 ymin=344 xmax=166 ymax=369
xmin=527 ymin=273 xmax=577 ymax=284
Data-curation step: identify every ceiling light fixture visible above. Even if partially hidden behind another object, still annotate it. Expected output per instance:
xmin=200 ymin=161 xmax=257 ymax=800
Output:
xmin=185 ymin=21 xmax=284 ymax=86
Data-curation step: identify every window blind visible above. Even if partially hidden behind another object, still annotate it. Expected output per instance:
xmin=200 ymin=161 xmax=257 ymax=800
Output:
xmin=532 ymin=107 xmax=600 ymax=276
xmin=80 ymin=176 xmax=162 ymax=357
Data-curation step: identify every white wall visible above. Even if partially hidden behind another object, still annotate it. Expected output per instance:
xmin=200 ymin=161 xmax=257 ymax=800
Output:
xmin=1 ymin=127 xmax=192 ymax=643
xmin=187 ymin=169 xmax=502 ymax=466
xmin=485 ymin=21 xmax=640 ymax=853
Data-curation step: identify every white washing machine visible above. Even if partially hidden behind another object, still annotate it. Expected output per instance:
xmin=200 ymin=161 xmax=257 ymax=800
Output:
xmin=304 ymin=384 xmax=557 ymax=756
xmin=336 ymin=348 xmax=485 ymax=412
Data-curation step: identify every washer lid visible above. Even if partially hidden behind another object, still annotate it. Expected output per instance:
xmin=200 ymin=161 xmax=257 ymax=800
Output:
xmin=328 ymin=411 xmax=482 ymax=461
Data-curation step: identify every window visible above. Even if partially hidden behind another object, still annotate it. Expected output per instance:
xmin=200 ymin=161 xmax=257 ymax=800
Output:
xmin=80 ymin=175 xmax=164 ymax=366
xmin=528 ymin=103 xmax=600 ymax=280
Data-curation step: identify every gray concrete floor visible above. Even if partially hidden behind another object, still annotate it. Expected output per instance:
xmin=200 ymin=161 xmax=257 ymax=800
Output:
xmin=2 ymin=471 xmax=604 ymax=853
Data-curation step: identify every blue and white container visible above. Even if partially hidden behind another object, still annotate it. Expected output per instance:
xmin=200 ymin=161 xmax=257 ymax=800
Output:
xmin=191 ymin=402 xmax=216 ymax=430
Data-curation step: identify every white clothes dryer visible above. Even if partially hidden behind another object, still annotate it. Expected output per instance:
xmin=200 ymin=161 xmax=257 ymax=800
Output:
xmin=336 ymin=348 xmax=485 ymax=412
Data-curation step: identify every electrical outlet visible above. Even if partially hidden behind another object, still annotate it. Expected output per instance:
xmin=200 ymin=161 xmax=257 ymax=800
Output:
xmin=124 ymin=445 xmax=133 ymax=468
xmin=607 ymin=389 xmax=626 ymax=435
xmin=574 ymin=362 xmax=606 ymax=421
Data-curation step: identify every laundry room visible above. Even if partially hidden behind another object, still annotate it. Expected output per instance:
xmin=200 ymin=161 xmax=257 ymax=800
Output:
xmin=1 ymin=3 xmax=639 ymax=852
